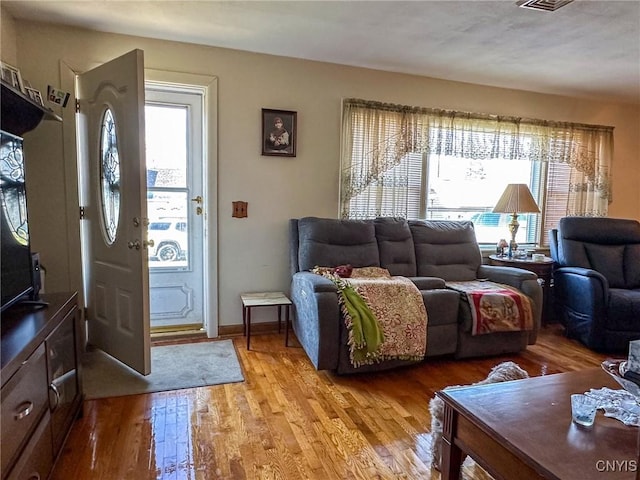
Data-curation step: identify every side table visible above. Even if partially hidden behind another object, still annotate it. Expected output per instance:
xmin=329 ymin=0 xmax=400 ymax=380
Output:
xmin=240 ymin=292 xmax=292 ymax=350
xmin=488 ymin=254 xmax=555 ymax=325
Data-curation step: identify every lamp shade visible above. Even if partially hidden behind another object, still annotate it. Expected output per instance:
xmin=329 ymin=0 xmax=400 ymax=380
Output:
xmin=492 ymin=184 xmax=540 ymax=214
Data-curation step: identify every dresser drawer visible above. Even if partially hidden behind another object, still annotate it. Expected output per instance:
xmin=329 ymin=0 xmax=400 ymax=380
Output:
xmin=5 ymin=410 xmax=52 ymax=480
xmin=1 ymin=344 xmax=49 ymax=475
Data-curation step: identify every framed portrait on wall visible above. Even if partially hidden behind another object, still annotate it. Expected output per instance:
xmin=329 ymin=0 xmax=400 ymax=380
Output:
xmin=262 ymin=108 xmax=296 ymax=157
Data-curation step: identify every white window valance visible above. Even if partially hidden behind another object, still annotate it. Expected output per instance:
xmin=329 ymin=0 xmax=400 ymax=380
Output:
xmin=340 ymin=98 xmax=614 ymax=219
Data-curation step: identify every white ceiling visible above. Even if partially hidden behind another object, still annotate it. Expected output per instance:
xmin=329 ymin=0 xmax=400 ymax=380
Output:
xmin=4 ymin=0 xmax=640 ymax=104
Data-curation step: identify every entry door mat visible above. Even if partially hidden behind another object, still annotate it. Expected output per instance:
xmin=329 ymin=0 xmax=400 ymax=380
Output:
xmin=82 ymin=339 xmax=244 ymax=399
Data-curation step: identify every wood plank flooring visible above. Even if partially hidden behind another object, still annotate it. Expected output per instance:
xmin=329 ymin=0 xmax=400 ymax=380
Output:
xmin=51 ymin=325 xmax=612 ymax=480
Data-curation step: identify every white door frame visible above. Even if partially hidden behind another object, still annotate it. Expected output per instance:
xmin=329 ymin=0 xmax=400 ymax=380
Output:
xmin=59 ymin=63 xmax=219 ymax=339
xmin=145 ymin=69 xmax=218 ymax=338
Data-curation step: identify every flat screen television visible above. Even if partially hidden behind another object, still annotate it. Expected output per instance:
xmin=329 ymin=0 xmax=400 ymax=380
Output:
xmin=1 ymin=130 xmax=35 ymax=312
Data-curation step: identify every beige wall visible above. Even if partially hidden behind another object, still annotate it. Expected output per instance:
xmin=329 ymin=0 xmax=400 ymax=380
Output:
xmin=6 ymin=14 xmax=640 ymax=328
xmin=0 ymin=9 xmax=17 ymax=65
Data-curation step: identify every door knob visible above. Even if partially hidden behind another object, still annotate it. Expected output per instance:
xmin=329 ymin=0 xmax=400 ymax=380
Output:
xmin=143 ymin=239 xmax=155 ymax=249
xmin=191 ymin=195 xmax=202 ymax=204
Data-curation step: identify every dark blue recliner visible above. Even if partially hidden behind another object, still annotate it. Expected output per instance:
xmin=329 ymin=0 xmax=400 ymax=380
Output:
xmin=550 ymin=217 xmax=640 ymax=352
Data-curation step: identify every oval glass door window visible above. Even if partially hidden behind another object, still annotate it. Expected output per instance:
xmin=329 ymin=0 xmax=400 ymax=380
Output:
xmin=99 ymin=108 xmax=121 ymax=244
xmin=0 ymin=134 xmax=29 ymax=245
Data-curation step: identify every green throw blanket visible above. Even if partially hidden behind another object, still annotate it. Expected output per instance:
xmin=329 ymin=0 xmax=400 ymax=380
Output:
xmin=312 ymin=266 xmax=428 ymax=367
xmin=312 ymin=267 xmax=384 ymax=364
xmin=338 ymin=280 xmax=385 ymax=364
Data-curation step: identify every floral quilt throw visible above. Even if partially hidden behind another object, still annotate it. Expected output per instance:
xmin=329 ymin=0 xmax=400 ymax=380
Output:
xmin=312 ymin=266 xmax=427 ymax=367
xmin=445 ymin=280 xmax=533 ymax=336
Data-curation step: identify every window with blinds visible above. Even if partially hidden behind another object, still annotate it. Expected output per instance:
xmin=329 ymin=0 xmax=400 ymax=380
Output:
xmin=347 ymin=147 xmax=570 ymax=246
xmin=341 ymin=99 xmax=612 ymax=246
xmin=348 ymin=152 xmax=424 ymax=219
xmin=541 ymin=161 xmax=571 ymax=245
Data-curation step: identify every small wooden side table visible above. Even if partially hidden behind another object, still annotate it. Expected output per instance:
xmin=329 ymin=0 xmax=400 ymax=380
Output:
xmin=240 ymin=292 xmax=292 ymax=350
xmin=488 ymin=254 xmax=555 ymax=325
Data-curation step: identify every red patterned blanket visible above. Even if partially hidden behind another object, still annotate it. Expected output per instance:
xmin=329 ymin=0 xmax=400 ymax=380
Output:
xmin=445 ymin=280 xmax=533 ymax=336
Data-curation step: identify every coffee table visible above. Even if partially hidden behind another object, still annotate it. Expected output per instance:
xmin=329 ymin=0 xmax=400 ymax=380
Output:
xmin=437 ymin=368 xmax=638 ymax=479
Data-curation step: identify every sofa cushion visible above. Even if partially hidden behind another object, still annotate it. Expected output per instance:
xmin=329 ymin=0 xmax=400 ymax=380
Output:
xmin=296 ymin=217 xmax=380 ymax=272
xmin=374 ymin=217 xmax=417 ymax=277
xmin=626 ymin=245 xmax=640 ymax=289
xmin=351 ymin=266 xmax=391 ymax=278
xmin=606 ymin=289 xmax=640 ymax=331
xmin=409 ymin=220 xmax=481 ymax=281
xmin=584 ymin=244 xmax=626 ymax=288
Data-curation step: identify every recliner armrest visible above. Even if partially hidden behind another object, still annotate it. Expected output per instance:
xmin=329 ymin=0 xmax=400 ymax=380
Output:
xmin=554 ymin=266 xmax=608 ymax=283
xmin=478 ymin=265 xmax=537 ymax=290
xmin=290 ymin=271 xmax=341 ymax=371
xmin=292 ymin=271 xmax=338 ymax=293
xmin=553 ymin=266 xmax=609 ymax=307
xmin=553 ymin=266 xmax=610 ymax=350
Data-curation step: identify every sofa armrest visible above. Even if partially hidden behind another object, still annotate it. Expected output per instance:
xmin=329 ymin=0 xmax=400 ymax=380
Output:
xmin=292 ymin=271 xmax=338 ymax=293
xmin=553 ymin=266 xmax=611 ymax=350
xmin=478 ymin=264 xmax=538 ymax=289
xmin=553 ymin=266 xmax=609 ymax=314
xmin=478 ymin=265 xmax=542 ymax=343
xmin=554 ymin=266 xmax=608 ymax=287
xmin=290 ymin=271 xmax=340 ymax=370
xmin=410 ymin=276 xmax=446 ymax=290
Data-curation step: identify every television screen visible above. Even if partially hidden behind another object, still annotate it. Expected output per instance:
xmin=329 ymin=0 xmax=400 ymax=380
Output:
xmin=1 ymin=131 xmax=34 ymax=312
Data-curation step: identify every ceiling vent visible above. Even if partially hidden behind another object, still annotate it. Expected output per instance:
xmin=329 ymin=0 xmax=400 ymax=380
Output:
xmin=517 ymin=0 xmax=574 ymax=11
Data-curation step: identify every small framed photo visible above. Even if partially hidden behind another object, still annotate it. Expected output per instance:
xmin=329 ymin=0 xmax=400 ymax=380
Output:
xmin=0 ymin=61 xmax=25 ymax=93
xmin=25 ymin=87 xmax=44 ymax=106
xmin=262 ymin=108 xmax=297 ymax=157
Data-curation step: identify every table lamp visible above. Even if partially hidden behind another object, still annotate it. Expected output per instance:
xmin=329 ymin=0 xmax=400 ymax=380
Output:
xmin=492 ymin=183 xmax=540 ymax=257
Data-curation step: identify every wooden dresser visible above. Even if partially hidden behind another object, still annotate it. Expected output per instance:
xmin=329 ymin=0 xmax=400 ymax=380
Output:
xmin=1 ymin=292 xmax=83 ymax=480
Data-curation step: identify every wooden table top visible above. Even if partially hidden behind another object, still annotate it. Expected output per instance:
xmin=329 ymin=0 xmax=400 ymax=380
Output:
xmin=438 ymin=368 xmax=639 ymax=479
xmin=489 ymin=254 xmax=554 ymax=266
xmin=240 ymin=291 xmax=291 ymax=307
xmin=1 ymin=292 xmax=77 ymax=381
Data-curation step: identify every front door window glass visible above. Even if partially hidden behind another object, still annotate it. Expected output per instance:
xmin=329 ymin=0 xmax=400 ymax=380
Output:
xmin=146 ymin=104 xmax=189 ymax=268
xmin=99 ymin=108 xmax=121 ymax=244
xmin=0 ymin=135 xmax=29 ymax=245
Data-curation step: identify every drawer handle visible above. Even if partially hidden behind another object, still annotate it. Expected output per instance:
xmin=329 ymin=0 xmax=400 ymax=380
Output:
xmin=28 ymin=474 xmax=41 ymax=480
xmin=14 ymin=401 xmax=33 ymax=420
xmin=49 ymin=383 xmax=61 ymax=410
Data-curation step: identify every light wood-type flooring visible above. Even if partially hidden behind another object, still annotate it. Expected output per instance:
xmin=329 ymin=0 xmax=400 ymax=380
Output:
xmin=51 ymin=325 xmax=612 ymax=480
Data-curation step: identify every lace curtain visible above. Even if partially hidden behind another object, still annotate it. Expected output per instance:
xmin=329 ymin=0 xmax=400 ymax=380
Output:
xmin=340 ymin=98 xmax=614 ymax=219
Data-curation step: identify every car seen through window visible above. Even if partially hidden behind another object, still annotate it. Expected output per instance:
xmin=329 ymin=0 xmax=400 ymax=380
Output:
xmin=148 ymin=218 xmax=188 ymax=262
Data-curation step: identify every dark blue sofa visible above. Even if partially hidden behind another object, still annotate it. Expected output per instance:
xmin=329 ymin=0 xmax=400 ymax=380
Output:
xmin=550 ymin=217 xmax=640 ymax=352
